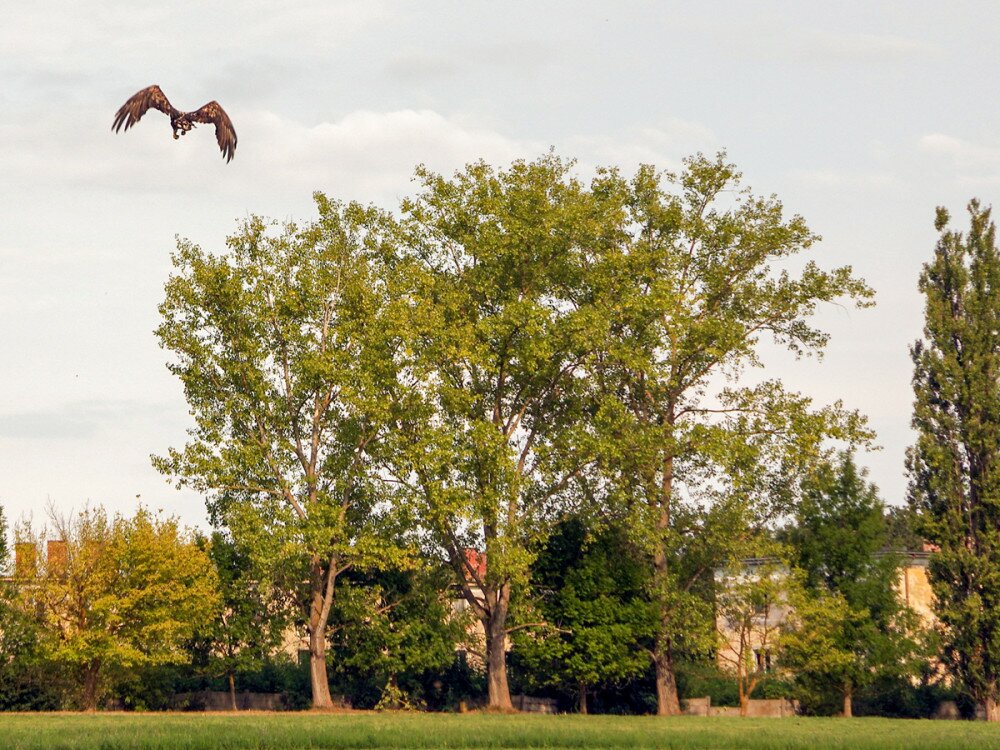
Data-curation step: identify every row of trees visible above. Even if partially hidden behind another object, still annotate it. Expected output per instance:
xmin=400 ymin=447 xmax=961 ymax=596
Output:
xmin=514 ymin=453 xmax=935 ymax=718
xmin=151 ymin=152 xmax=874 ymax=713
xmin=6 ymin=152 xmax=999 ymax=717
xmin=1 ymin=503 xmax=468 ymax=712
xmin=0 ymin=467 xmax=933 ymax=716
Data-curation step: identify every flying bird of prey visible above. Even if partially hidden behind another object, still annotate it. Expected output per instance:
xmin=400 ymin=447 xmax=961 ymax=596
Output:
xmin=112 ymin=85 xmax=237 ymax=163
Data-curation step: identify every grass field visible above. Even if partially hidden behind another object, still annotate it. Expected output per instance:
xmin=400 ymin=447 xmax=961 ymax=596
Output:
xmin=3 ymin=713 xmax=1000 ymax=750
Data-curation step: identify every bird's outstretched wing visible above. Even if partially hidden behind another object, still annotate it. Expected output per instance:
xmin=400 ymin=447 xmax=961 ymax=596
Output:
xmin=187 ymin=101 xmax=238 ymax=163
xmin=112 ymin=85 xmax=178 ymax=132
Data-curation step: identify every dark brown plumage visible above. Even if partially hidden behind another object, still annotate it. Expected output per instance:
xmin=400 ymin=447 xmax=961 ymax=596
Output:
xmin=112 ymin=85 xmax=237 ymax=163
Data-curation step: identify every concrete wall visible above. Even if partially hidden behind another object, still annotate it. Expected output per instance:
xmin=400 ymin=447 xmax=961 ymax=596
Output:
xmin=683 ymin=696 xmax=798 ymax=718
xmin=171 ymin=691 xmax=288 ymax=711
xmin=511 ymin=695 xmax=558 ymax=714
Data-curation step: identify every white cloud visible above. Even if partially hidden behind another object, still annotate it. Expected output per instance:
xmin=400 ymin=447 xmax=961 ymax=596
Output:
xmin=243 ymin=110 xmax=717 ymax=201
xmin=918 ymin=133 xmax=1000 ymax=184
xmin=1 ymin=106 xmax=719 ymax=205
xmin=241 ymin=109 xmax=542 ymax=202
xmin=787 ymin=168 xmax=897 ymax=188
xmin=803 ymin=31 xmax=933 ymax=61
xmin=1 ymin=1 xmax=387 ymax=69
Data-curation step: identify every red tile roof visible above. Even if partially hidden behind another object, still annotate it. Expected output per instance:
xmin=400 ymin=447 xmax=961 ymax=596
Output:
xmin=463 ymin=549 xmax=487 ymax=583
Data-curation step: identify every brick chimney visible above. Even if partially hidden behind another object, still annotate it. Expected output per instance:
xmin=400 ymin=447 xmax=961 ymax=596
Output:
xmin=14 ymin=542 xmax=37 ymax=578
xmin=47 ymin=540 xmax=68 ymax=576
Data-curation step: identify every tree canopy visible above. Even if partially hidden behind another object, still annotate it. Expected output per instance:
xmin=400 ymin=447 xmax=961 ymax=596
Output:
xmin=783 ymin=454 xmax=926 ymax=716
xmin=583 ymin=154 xmax=874 ymax=714
xmin=15 ymin=507 xmax=217 ymax=710
xmin=155 ymin=196 xmax=411 ymax=708
xmin=908 ymin=201 xmax=1000 ymax=720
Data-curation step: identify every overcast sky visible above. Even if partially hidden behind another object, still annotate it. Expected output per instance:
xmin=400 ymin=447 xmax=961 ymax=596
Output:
xmin=2 ymin=1 xmax=998 ymax=531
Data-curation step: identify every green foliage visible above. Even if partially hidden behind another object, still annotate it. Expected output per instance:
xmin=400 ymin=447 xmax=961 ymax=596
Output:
xmin=326 ymin=565 xmax=465 ymax=709
xmin=0 ymin=582 xmax=60 ymax=710
xmin=396 ymin=152 xmax=612 ymax=567
xmin=155 ymin=196 xmax=410 ymax=572
xmin=190 ymin=531 xmax=292 ymax=700
xmin=0 ymin=505 xmax=61 ymax=709
xmin=155 ymin=194 xmax=413 ymax=705
xmin=907 ymin=201 xmax=1000 ymax=712
xmin=786 ymin=454 xmax=892 ymax=597
xmin=884 ymin=505 xmax=924 ymax=552
xmin=145 ymin=151 xmax=877 ymax=713
xmin=781 ymin=589 xmax=865 ymax=714
xmin=390 ymin=153 xmax=623 ymax=705
xmin=782 ymin=454 xmax=929 ymax=715
xmin=575 ymin=153 xmax=874 ymax=711
xmin=512 ymin=517 xmax=652 ymax=710
xmin=15 ymin=506 xmax=218 ymax=709
xmin=385 ymin=151 xmax=874 ymax=711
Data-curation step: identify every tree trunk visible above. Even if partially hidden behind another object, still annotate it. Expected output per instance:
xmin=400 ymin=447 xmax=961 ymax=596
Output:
xmin=654 ymin=645 xmax=682 ymax=716
xmin=485 ymin=595 xmax=514 ymax=711
xmin=81 ymin=660 xmax=101 ymax=712
xmin=228 ymin=672 xmax=238 ymax=711
xmin=653 ymin=448 xmax=682 ymax=716
xmin=578 ymin=683 xmax=588 ymax=714
xmin=985 ymin=696 xmax=1000 ymax=722
xmin=842 ymin=684 xmax=853 ymax=718
xmin=309 ymin=624 xmax=334 ymax=709
xmin=308 ymin=558 xmax=335 ymax=709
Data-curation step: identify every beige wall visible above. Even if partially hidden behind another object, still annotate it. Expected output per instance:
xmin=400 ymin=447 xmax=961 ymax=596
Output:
xmin=715 ymin=554 xmax=937 ymax=673
xmin=897 ymin=556 xmax=936 ymax=629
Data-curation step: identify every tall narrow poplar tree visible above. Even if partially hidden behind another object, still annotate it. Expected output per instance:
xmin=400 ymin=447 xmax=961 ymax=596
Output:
xmin=908 ymin=201 xmax=1000 ymax=720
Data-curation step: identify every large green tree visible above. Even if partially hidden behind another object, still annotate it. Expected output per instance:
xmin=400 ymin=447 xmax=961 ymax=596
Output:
xmin=391 ymin=155 xmax=614 ymax=709
xmin=782 ymin=454 xmax=925 ymax=716
xmin=16 ymin=506 xmax=218 ymax=710
xmin=155 ymin=196 xmax=410 ymax=708
xmin=512 ymin=517 xmax=652 ymax=714
xmin=194 ymin=531 xmax=292 ymax=710
xmin=907 ymin=201 xmax=1000 ymax=720
xmin=326 ymin=565 xmax=464 ymax=710
xmin=590 ymin=154 xmax=874 ymax=714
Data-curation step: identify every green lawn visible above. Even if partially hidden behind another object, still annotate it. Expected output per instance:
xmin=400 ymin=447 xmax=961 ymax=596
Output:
xmin=2 ymin=712 xmax=998 ymax=750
